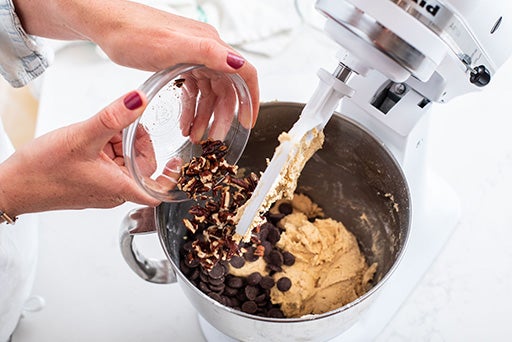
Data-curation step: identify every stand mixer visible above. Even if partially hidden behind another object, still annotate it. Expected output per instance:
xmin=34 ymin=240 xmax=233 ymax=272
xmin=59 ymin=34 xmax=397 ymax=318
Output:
xmin=313 ymin=0 xmax=511 ymax=197
xmin=230 ymin=0 xmax=512 ymax=339
xmin=318 ymin=0 xmax=511 ymax=339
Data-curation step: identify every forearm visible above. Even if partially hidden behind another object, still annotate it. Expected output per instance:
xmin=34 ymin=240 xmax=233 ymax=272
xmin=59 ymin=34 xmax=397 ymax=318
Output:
xmin=12 ymin=0 xmax=126 ymax=42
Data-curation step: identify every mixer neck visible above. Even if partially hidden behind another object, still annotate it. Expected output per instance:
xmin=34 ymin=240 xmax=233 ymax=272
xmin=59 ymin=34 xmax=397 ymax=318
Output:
xmin=333 ymin=62 xmax=354 ymax=83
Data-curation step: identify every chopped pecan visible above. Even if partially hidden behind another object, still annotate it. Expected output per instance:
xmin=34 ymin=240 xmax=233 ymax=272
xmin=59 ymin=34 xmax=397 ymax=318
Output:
xmin=183 ymin=218 xmax=197 ymax=234
xmin=176 ymin=139 xmax=262 ymax=269
xmin=254 ymin=244 xmax=265 ymax=257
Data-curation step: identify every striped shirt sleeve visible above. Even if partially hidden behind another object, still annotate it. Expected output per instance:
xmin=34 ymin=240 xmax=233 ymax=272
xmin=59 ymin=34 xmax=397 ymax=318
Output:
xmin=0 ymin=0 xmax=51 ymax=87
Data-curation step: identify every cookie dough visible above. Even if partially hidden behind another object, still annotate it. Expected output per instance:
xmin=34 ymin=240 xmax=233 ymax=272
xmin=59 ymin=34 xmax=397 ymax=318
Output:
xmin=230 ymin=194 xmax=377 ymax=318
xmin=270 ymin=204 xmax=377 ymax=317
xmin=229 ymin=257 xmax=267 ymax=277
xmin=270 ymin=193 xmax=324 ymax=220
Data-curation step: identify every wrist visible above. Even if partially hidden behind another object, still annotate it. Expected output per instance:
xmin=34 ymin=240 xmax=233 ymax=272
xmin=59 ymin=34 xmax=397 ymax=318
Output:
xmin=53 ymin=0 xmax=128 ymax=44
xmin=0 ymin=157 xmax=27 ymax=220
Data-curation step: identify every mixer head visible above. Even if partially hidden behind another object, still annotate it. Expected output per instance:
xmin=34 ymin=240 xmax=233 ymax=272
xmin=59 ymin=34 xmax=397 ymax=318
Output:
xmin=315 ymin=0 xmax=512 ymax=103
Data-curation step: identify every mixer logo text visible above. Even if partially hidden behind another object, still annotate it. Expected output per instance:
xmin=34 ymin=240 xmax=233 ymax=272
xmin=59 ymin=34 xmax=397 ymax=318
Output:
xmin=410 ymin=0 xmax=440 ymax=16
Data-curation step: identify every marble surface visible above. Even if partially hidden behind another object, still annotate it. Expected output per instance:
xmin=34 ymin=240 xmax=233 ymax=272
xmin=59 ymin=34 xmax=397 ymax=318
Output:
xmin=10 ymin=20 xmax=512 ymax=342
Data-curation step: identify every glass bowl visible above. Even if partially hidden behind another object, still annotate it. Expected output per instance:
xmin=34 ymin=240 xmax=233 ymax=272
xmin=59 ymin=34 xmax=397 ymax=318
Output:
xmin=123 ymin=64 xmax=253 ymax=202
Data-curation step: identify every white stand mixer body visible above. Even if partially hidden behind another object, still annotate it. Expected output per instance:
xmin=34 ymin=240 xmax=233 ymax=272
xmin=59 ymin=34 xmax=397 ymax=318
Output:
xmin=309 ymin=0 xmax=511 ymax=339
xmin=316 ymin=0 xmax=511 ymax=215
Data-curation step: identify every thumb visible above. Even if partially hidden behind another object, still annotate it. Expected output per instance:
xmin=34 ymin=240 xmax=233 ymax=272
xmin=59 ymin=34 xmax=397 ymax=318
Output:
xmin=82 ymin=90 xmax=147 ymax=148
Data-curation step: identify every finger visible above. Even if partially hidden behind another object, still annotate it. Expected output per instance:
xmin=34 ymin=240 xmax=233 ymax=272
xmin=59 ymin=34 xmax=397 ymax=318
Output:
xmin=122 ymin=177 xmax=161 ymax=207
xmin=134 ymin=135 xmax=157 ymax=177
xmin=175 ymin=37 xmax=245 ymax=73
xmin=155 ymin=157 xmax=183 ymax=192
xmin=189 ymin=79 xmax=217 ymax=143
xmin=197 ymin=40 xmax=260 ymax=126
xmin=209 ymin=98 xmax=235 ymax=141
xmin=82 ymin=91 xmax=148 ymax=151
xmin=171 ymin=37 xmax=259 ymax=126
xmin=109 ymin=132 xmax=123 ymax=157
xmin=236 ymin=62 xmax=260 ymax=127
xmin=209 ymin=78 xmax=236 ymax=141
xmin=103 ymin=140 xmax=116 ymax=160
xmin=180 ymin=79 xmax=199 ymax=136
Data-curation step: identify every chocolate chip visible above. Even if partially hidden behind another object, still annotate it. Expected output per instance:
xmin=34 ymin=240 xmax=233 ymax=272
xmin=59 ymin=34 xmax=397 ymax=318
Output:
xmin=268 ymin=250 xmax=284 ymax=267
xmin=258 ymin=225 xmax=269 ymax=241
xmin=209 ymin=283 xmax=226 ymax=294
xmin=282 ymin=251 xmax=295 ymax=266
xmin=267 ymin=213 xmax=285 ymax=225
xmin=230 ymin=297 xmax=241 ymax=308
xmin=266 ymin=226 xmax=281 ymax=245
xmin=261 ymin=221 xmax=277 ymax=230
xmin=208 ymin=292 xmax=222 ymax=303
xmin=185 ymin=257 xmax=200 ymax=268
xmin=277 ymin=277 xmax=292 ymax=292
xmin=244 ymin=285 xmax=259 ymax=301
xmin=221 ymin=295 xmax=232 ymax=307
xmin=264 ymin=301 xmax=274 ymax=310
xmin=278 ymin=202 xmax=293 ymax=215
xmin=189 ymin=268 xmax=200 ymax=281
xmin=243 ymin=246 xmax=259 ymax=262
xmin=180 ymin=260 xmax=191 ymax=275
xmin=196 ymin=234 xmax=207 ymax=244
xmin=259 ymin=222 xmax=274 ymax=237
xmin=227 ymin=276 xmax=244 ymax=289
xmin=219 ymin=260 xmax=230 ymax=273
xmin=262 ymin=241 xmax=273 ymax=257
xmin=267 ymin=308 xmax=285 ymax=318
xmin=229 ymin=255 xmax=245 ymax=269
xmin=256 ymin=302 xmax=268 ymax=317
xmin=267 ymin=264 xmax=282 ymax=273
xmin=247 ymin=272 xmax=262 ymax=286
xmin=254 ymin=293 xmax=267 ymax=304
xmin=199 ymin=281 xmax=211 ymax=293
xmin=209 ymin=263 xmax=226 ymax=280
xmin=241 ymin=300 xmax=258 ymax=314
xmin=208 ymin=276 xmax=225 ymax=286
xmin=236 ymin=291 xmax=247 ymax=301
xmin=224 ymin=286 xmax=239 ymax=297
xmin=259 ymin=276 xmax=275 ymax=290
xmin=199 ymin=271 xmax=209 ymax=283
xmin=182 ymin=240 xmax=193 ymax=252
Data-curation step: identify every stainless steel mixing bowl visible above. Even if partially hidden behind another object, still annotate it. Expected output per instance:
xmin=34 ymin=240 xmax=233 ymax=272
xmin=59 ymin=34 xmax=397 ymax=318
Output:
xmin=120 ymin=102 xmax=410 ymax=341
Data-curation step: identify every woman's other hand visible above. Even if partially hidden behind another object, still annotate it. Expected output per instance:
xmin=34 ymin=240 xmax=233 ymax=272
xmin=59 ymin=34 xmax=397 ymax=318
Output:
xmin=0 ymin=91 xmax=161 ymax=217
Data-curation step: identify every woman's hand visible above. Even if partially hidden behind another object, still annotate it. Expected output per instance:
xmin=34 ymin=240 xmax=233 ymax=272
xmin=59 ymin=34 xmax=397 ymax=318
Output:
xmin=0 ymin=91 xmax=161 ymax=217
xmin=13 ymin=0 xmax=260 ymax=121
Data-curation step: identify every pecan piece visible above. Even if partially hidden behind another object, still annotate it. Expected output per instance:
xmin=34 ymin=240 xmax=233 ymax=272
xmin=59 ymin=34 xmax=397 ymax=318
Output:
xmin=183 ymin=218 xmax=197 ymax=234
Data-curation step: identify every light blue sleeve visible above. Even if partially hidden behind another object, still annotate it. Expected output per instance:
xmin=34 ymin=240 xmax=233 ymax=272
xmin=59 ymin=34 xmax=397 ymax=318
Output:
xmin=0 ymin=0 xmax=52 ymax=87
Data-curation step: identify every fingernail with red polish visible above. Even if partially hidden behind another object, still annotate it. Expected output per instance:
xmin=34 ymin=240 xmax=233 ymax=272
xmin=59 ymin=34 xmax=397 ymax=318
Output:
xmin=227 ymin=52 xmax=245 ymax=69
xmin=124 ymin=91 xmax=143 ymax=110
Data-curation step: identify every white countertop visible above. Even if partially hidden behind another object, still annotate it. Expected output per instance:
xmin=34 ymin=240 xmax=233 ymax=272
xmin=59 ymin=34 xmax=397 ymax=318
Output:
xmin=12 ymin=22 xmax=512 ymax=341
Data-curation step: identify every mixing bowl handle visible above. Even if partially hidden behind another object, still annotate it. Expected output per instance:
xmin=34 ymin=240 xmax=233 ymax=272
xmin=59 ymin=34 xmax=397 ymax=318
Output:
xmin=119 ymin=207 xmax=177 ymax=284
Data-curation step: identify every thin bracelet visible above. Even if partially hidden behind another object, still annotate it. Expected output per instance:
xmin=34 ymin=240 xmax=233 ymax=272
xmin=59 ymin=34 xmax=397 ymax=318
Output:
xmin=0 ymin=210 xmax=17 ymax=224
